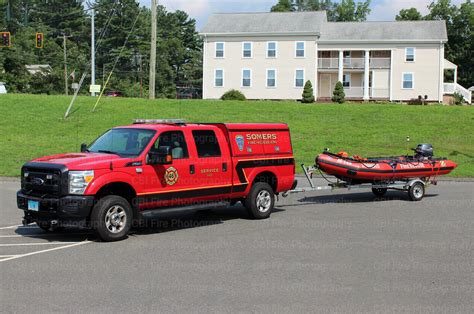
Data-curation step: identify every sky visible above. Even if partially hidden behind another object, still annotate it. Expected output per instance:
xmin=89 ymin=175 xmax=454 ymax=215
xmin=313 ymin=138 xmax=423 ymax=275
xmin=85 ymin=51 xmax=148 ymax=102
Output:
xmin=138 ymin=0 xmax=465 ymax=29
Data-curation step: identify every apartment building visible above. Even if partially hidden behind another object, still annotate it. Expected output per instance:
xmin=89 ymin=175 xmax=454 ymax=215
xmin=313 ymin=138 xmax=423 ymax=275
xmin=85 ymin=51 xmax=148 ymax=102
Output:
xmin=200 ymin=11 xmax=471 ymax=103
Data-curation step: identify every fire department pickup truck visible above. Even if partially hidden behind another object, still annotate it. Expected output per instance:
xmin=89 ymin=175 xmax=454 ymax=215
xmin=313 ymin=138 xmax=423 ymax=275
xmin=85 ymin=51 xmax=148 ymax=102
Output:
xmin=17 ymin=120 xmax=295 ymax=241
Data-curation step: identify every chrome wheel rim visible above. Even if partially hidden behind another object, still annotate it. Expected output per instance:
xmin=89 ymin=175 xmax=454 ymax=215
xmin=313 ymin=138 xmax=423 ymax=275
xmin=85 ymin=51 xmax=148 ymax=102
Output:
xmin=413 ymin=185 xmax=423 ymax=198
xmin=256 ymin=190 xmax=272 ymax=212
xmin=105 ymin=205 xmax=127 ymax=234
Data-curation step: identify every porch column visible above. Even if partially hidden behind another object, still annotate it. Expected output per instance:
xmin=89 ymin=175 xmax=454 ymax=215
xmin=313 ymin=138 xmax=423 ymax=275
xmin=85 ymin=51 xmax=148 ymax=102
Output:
xmin=454 ymin=66 xmax=458 ymax=86
xmin=314 ymin=42 xmax=318 ymax=100
xmin=338 ymin=50 xmax=343 ymax=83
xmin=363 ymin=50 xmax=370 ymax=101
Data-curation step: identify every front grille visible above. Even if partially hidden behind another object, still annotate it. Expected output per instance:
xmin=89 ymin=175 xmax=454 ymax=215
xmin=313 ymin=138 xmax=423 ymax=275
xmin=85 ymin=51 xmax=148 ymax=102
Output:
xmin=21 ymin=163 xmax=68 ymax=197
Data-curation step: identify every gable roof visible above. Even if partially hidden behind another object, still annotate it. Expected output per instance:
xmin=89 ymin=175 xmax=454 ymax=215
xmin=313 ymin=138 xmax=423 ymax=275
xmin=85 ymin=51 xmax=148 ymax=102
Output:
xmin=319 ymin=20 xmax=447 ymax=42
xmin=200 ymin=11 xmax=327 ymax=35
xmin=200 ymin=11 xmax=448 ymax=42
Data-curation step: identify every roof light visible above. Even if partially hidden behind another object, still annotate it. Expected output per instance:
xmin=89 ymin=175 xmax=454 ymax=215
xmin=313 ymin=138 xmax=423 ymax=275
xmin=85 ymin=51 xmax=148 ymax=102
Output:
xmin=133 ymin=119 xmax=186 ymax=125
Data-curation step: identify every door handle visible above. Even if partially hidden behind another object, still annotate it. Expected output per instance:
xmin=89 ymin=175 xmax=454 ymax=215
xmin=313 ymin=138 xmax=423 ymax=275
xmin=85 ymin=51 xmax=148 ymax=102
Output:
xmin=190 ymin=165 xmax=195 ymax=174
xmin=222 ymin=162 xmax=227 ymax=172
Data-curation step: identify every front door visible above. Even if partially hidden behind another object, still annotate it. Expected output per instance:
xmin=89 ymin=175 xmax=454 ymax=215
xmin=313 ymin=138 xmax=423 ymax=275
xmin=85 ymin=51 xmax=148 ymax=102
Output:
xmin=319 ymin=74 xmax=331 ymax=98
xmin=139 ymin=130 xmax=194 ymax=209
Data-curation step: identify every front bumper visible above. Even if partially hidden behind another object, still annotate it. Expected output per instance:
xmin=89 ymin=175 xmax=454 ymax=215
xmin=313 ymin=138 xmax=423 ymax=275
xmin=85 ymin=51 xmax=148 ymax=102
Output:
xmin=17 ymin=191 xmax=95 ymax=225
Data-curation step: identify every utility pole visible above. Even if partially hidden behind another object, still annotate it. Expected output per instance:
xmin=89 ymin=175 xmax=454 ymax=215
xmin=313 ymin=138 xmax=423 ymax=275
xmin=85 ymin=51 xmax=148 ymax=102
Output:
xmin=91 ymin=7 xmax=96 ymax=96
xmin=149 ymin=0 xmax=157 ymax=99
xmin=59 ymin=34 xmax=72 ymax=96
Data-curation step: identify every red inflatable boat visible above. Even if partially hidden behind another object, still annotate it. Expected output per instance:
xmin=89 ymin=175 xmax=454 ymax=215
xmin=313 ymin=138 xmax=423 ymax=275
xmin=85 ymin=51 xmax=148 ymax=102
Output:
xmin=316 ymin=144 xmax=457 ymax=184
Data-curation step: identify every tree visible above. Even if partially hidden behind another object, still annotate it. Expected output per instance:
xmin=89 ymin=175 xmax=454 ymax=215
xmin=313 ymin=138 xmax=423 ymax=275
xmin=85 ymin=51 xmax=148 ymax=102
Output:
xmin=334 ymin=0 xmax=371 ymax=22
xmin=396 ymin=8 xmax=423 ymax=21
xmin=270 ymin=0 xmax=371 ymax=21
xmin=271 ymin=0 xmax=293 ymax=12
xmin=332 ymin=81 xmax=345 ymax=103
xmin=301 ymin=80 xmax=314 ymax=103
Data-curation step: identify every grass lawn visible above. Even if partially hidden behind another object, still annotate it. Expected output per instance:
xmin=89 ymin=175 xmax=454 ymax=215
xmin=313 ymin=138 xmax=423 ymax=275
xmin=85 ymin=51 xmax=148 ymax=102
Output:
xmin=0 ymin=94 xmax=473 ymax=177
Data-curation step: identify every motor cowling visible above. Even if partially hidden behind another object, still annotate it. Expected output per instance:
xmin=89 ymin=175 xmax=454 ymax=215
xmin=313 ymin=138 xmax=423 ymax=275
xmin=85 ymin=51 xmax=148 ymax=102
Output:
xmin=414 ymin=143 xmax=433 ymax=158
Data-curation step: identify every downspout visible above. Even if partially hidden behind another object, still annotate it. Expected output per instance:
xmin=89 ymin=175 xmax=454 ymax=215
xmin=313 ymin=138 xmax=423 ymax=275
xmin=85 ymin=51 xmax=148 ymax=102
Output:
xmin=202 ymin=34 xmax=207 ymax=99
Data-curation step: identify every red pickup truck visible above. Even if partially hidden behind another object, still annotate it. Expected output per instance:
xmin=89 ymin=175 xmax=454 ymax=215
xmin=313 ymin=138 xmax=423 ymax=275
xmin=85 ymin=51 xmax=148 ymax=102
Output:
xmin=17 ymin=120 xmax=296 ymax=241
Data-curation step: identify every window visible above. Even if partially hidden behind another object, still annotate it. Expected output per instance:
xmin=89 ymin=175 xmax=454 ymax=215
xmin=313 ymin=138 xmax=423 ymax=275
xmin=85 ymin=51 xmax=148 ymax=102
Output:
xmin=153 ymin=131 xmax=189 ymax=159
xmin=267 ymin=42 xmax=277 ymax=58
xmin=214 ymin=69 xmax=223 ymax=87
xmin=266 ymin=69 xmax=276 ymax=88
xmin=295 ymin=41 xmax=305 ymax=57
xmin=242 ymin=42 xmax=252 ymax=58
xmin=405 ymin=47 xmax=415 ymax=62
xmin=215 ymin=42 xmax=224 ymax=58
xmin=402 ymin=73 xmax=414 ymax=89
xmin=192 ymin=130 xmax=221 ymax=158
xmin=343 ymin=74 xmax=351 ymax=88
xmin=295 ymin=69 xmax=304 ymax=87
xmin=343 ymin=51 xmax=351 ymax=66
xmin=242 ymin=69 xmax=251 ymax=87
xmin=88 ymin=128 xmax=156 ymax=157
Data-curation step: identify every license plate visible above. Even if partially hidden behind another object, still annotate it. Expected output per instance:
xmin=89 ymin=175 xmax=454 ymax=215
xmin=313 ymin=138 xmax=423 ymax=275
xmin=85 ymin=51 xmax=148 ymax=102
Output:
xmin=28 ymin=200 xmax=39 ymax=211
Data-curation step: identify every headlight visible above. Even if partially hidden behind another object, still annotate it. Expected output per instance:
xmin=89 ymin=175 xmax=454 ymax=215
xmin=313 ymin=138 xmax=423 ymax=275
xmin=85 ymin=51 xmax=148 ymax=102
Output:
xmin=69 ymin=170 xmax=94 ymax=195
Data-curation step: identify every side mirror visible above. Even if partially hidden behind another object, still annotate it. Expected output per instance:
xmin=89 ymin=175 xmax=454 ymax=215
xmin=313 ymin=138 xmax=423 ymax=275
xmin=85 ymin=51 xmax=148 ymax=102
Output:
xmin=80 ymin=143 xmax=88 ymax=152
xmin=147 ymin=146 xmax=172 ymax=165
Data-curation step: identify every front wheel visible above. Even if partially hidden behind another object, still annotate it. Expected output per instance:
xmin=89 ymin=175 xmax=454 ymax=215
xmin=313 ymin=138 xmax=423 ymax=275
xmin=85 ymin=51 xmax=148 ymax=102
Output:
xmin=91 ymin=195 xmax=132 ymax=241
xmin=408 ymin=182 xmax=425 ymax=201
xmin=245 ymin=182 xmax=275 ymax=219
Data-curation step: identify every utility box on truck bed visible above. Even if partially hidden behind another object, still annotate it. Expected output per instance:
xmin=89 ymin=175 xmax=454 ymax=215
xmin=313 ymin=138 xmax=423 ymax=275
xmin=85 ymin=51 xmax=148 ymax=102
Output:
xmin=17 ymin=120 xmax=295 ymax=241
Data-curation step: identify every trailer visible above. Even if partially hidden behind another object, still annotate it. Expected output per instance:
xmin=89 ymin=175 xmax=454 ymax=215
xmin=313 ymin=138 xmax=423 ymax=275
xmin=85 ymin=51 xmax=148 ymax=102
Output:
xmin=282 ymin=164 xmax=435 ymax=201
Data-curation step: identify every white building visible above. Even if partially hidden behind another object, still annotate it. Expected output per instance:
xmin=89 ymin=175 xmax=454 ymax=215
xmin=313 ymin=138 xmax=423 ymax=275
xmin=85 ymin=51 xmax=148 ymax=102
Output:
xmin=200 ymin=11 xmax=471 ymax=103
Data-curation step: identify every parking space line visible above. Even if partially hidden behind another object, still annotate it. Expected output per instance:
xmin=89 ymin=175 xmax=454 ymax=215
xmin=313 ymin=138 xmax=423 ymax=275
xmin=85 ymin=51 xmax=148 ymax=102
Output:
xmin=0 ymin=241 xmax=86 ymax=247
xmin=0 ymin=241 xmax=91 ymax=262
xmin=0 ymin=233 xmax=91 ymax=238
xmin=0 ymin=224 xmax=37 ymax=230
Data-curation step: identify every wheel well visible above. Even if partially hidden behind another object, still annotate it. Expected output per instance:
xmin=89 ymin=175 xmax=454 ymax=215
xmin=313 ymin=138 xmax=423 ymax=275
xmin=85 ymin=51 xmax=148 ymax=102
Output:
xmin=252 ymin=171 xmax=278 ymax=192
xmin=96 ymin=182 xmax=137 ymax=209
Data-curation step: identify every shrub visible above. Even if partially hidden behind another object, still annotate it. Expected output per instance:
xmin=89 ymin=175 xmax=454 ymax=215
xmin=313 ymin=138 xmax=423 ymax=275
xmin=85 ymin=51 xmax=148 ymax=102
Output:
xmin=221 ymin=89 xmax=246 ymax=101
xmin=301 ymin=80 xmax=315 ymax=103
xmin=407 ymin=98 xmax=423 ymax=105
xmin=332 ymin=81 xmax=345 ymax=104
xmin=453 ymin=92 xmax=464 ymax=105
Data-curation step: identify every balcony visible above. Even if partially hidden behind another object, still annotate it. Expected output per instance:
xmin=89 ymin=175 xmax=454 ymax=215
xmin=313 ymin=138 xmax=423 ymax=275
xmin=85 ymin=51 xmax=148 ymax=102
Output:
xmin=318 ymin=58 xmax=390 ymax=69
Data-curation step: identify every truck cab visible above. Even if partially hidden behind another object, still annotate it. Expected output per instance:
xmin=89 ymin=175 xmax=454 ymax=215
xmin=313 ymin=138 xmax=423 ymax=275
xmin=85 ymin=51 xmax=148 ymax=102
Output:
xmin=17 ymin=120 xmax=295 ymax=241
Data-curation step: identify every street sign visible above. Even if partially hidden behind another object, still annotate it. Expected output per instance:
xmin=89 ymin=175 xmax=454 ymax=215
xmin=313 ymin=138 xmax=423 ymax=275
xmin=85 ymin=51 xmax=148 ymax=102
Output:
xmin=89 ymin=84 xmax=101 ymax=93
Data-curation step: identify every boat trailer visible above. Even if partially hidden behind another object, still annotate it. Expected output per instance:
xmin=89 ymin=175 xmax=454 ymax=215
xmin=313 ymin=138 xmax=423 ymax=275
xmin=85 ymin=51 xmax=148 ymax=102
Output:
xmin=282 ymin=164 xmax=436 ymax=201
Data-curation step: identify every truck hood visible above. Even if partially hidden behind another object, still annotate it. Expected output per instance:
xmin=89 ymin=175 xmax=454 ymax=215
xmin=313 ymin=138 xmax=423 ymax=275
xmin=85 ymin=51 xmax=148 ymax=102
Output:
xmin=31 ymin=152 xmax=128 ymax=170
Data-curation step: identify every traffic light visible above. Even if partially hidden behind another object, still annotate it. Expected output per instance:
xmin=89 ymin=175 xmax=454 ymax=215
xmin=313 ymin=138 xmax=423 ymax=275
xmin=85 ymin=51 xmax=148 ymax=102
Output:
xmin=1 ymin=32 xmax=11 ymax=48
xmin=36 ymin=32 xmax=43 ymax=48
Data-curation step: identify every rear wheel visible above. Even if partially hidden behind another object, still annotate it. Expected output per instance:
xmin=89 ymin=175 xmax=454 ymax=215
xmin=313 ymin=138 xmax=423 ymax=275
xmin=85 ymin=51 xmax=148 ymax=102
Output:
xmin=371 ymin=187 xmax=387 ymax=197
xmin=408 ymin=182 xmax=425 ymax=201
xmin=91 ymin=195 xmax=132 ymax=241
xmin=245 ymin=182 xmax=275 ymax=219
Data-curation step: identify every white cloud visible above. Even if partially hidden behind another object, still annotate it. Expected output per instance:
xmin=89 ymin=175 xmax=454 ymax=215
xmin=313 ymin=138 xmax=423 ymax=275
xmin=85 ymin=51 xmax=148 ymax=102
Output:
xmin=369 ymin=0 xmax=465 ymax=21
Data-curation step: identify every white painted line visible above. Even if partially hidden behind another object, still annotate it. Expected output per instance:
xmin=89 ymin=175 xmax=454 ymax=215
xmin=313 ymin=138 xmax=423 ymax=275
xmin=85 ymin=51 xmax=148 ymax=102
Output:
xmin=0 ymin=241 xmax=84 ymax=247
xmin=0 ymin=233 xmax=91 ymax=238
xmin=0 ymin=255 xmax=17 ymax=258
xmin=0 ymin=225 xmax=22 ymax=230
xmin=0 ymin=241 xmax=91 ymax=262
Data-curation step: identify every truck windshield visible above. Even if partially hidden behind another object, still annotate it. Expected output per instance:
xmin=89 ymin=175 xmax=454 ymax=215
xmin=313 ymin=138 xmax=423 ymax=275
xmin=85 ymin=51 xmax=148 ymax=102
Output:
xmin=88 ymin=128 xmax=156 ymax=157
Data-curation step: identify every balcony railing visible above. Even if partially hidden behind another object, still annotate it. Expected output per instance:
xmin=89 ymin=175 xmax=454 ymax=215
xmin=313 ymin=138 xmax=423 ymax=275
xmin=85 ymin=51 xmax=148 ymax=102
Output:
xmin=370 ymin=88 xmax=390 ymax=98
xmin=444 ymin=83 xmax=472 ymax=104
xmin=344 ymin=86 xmax=364 ymax=98
xmin=318 ymin=58 xmax=390 ymax=69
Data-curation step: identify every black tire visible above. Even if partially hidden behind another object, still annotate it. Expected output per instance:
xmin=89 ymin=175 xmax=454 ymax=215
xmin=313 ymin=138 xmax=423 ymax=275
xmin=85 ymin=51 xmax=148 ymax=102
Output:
xmin=91 ymin=195 xmax=132 ymax=242
xmin=371 ymin=187 xmax=387 ymax=197
xmin=244 ymin=182 xmax=275 ymax=219
xmin=408 ymin=182 xmax=425 ymax=201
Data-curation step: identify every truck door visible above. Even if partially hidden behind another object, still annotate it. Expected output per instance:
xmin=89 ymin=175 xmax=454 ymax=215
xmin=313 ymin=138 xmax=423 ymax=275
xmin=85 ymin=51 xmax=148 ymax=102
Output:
xmin=189 ymin=129 xmax=232 ymax=200
xmin=139 ymin=130 xmax=194 ymax=209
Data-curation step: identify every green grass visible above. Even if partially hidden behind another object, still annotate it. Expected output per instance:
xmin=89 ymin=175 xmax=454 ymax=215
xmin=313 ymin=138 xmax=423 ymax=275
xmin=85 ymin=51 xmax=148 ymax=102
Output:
xmin=1 ymin=94 xmax=473 ymax=177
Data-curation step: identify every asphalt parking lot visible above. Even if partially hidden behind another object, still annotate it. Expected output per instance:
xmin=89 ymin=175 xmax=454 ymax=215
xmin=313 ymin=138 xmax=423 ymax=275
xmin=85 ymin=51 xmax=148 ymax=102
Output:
xmin=1 ymin=177 xmax=473 ymax=313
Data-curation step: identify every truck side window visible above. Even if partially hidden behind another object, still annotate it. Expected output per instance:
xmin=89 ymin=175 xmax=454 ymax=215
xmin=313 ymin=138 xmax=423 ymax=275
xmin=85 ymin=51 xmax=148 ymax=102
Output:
xmin=192 ymin=130 xmax=221 ymax=158
xmin=153 ymin=131 xmax=189 ymax=159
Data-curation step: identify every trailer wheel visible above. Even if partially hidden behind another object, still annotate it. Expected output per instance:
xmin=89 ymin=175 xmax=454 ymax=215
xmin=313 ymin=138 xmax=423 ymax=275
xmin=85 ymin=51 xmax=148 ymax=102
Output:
xmin=245 ymin=182 xmax=275 ymax=219
xmin=91 ymin=195 xmax=132 ymax=241
xmin=408 ymin=182 xmax=425 ymax=201
xmin=371 ymin=187 xmax=387 ymax=197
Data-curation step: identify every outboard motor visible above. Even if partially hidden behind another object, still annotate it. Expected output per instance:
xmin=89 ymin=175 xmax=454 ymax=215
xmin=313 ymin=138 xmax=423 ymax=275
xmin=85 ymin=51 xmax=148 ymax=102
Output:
xmin=414 ymin=143 xmax=433 ymax=159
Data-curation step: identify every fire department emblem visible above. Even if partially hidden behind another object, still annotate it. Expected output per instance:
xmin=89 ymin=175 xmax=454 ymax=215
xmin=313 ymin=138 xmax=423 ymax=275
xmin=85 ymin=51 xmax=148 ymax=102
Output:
xmin=165 ymin=167 xmax=179 ymax=186
xmin=235 ymin=135 xmax=244 ymax=151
